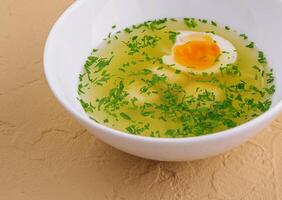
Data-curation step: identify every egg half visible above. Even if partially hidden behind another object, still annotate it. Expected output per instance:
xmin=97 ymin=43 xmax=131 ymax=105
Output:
xmin=163 ymin=31 xmax=237 ymax=74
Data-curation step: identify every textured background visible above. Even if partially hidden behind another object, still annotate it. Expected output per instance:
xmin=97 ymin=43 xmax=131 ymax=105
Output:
xmin=1 ymin=0 xmax=282 ymax=199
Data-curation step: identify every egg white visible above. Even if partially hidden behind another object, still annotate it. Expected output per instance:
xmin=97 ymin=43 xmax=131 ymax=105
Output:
xmin=163 ymin=31 xmax=238 ymax=74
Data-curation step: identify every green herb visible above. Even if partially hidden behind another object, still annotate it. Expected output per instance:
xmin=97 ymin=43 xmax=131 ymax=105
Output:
xmin=143 ymin=18 xmax=168 ymax=31
xmin=240 ymin=34 xmax=248 ymax=40
xmin=246 ymin=42 xmax=255 ymax=48
xmin=199 ymin=19 xmax=208 ymax=24
xmin=132 ymin=24 xmax=143 ymax=30
xmin=120 ymin=112 xmax=132 ymax=120
xmin=168 ymin=31 xmax=180 ymax=43
xmin=258 ymin=51 xmax=267 ymax=64
xmin=79 ymin=99 xmax=95 ymax=113
xmin=184 ymin=18 xmax=198 ymax=28
xmin=211 ymin=21 xmax=217 ymax=26
xmin=140 ymin=74 xmax=167 ymax=93
xmin=84 ymin=56 xmax=113 ymax=81
xmin=257 ymin=100 xmax=272 ymax=112
xmin=266 ymin=70 xmax=274 ymax=84
xmin=223 ymin=119 xmax=237 ymax=128
xmin=264 ymin=85 xmax=275 ymax=95
xmin=142 ymin=35 xmax=161 ymax=47
xmin=249 ymin=85 xmax=265 ymax=97
xmin=92 ymin=70 xmax=111 ymax=86
xmin=126 ymin=123 xmax=150 ymax=135
xmin=252 ymin=65 xmax=261 ymax=72
xmin=78 ymin=83 xmax=89 ymax=95
xmin=95 ymin=56 xmax=114 ymax=73
xmin=220 ymin=64 xmax=242 ymax=77
xmin=129 ymin=80 xmax=135 ymax=85
xmin=124 ymin=27 xmax=133 ymax=33
xmin=79 ymin=73 xmax=86 ymax=82
xmin=124 ymin=35 xmax=161 ymax=55
xmin=235 ymin=94 xmax=243 ymax=101
xmin=150 ymin=130 xmax=161 ymax=137
xmin=165 ymin=129 xmax=182 ymax=138
xmin=97 ymin=80 xmax=129 ymax=112
xmin=129 ymin=68 xmax=152 ymax=76
xmin=175 ymin=69 xmax=181 ymax=74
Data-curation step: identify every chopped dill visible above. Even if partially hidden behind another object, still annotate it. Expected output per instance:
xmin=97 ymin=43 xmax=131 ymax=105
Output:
xmin=184 ymin=18 xmax=198 ymax=28
xmin=246 ymin=42 xmax=255 ymax=48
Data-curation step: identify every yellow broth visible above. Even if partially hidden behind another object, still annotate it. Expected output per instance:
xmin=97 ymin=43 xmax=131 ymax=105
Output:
xmin=78 ymin=18 xmax=275 ymax=138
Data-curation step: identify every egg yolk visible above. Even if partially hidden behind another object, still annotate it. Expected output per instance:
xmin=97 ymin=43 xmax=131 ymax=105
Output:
xmin=173 ymin=40 xmax=220 ymax=70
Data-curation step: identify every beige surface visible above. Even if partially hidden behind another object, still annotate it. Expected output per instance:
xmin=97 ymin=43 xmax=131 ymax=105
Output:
xmin=1 ymin=0 xmax=282 ymax=199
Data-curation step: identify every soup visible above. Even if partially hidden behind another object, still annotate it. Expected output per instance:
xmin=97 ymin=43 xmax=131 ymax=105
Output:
xmin=78 ymin=18 xmax=275 ymax=138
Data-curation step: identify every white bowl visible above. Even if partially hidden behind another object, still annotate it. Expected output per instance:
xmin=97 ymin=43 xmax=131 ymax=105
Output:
xmin=44 ymin=0 xmax=282 ymax=161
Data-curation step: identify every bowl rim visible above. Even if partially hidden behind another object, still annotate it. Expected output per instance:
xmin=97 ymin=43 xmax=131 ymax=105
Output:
xmin=44 ymin=0 xmax=282 ymax=144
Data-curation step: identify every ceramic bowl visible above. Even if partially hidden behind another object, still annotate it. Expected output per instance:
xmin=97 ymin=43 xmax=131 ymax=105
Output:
xmin=44 ymin=0 xmax=282 ymax=161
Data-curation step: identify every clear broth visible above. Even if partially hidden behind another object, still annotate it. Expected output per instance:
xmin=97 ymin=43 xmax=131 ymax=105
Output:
xmin=78 ymin=18 xmax=275 ymax=138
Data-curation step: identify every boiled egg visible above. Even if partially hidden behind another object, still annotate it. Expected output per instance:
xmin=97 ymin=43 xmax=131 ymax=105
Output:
xmin=163 ymin=31 xmax=237 ymax=74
